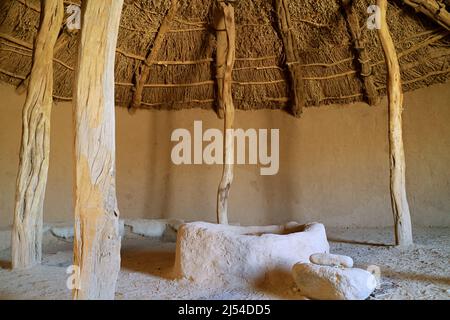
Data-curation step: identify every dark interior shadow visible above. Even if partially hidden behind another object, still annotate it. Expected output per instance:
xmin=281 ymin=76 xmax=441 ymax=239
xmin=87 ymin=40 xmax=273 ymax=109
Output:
xmin=383 ymin=268 xmax=450 ymax=285
xmin=328 ymin=237 xmax=392 ymax=247
xmin=252 ymin=267 xmax=305 ymax=300
xmin=120 ymin=242 xmax=176 ymax=280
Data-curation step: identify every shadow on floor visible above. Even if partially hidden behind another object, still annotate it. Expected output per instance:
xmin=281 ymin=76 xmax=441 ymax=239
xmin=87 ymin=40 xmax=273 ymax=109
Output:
xmin=252 ymin=268 xmax=306 ymax=300
xmin=120 ymin=240 xmax=176 ymax=280
xmin=384 ymin=268 xmax=450 ymax=285
xmin=328 ymin=237 xmax=392 ymax=247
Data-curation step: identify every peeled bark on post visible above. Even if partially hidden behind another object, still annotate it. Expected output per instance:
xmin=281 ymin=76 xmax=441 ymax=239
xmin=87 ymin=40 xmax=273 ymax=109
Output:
xmin=16 ymin=30 xmax=72 ymax=95
xmin=73 ymin=0 xmax=123 ymax=299
xmin=377 ymin=0 xmax=413 ymax=246
xmin=12 ymin=0 xmax=64 ymax=269
xmin=216 ymin=2 xmax=236 ymax=224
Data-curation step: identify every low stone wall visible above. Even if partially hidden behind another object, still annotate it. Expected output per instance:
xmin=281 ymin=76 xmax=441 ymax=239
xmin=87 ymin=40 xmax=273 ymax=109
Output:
xmin=174 ymin=221 xmax=329 ymax=286
xmin=0 ymin=218 xmax=184 ymax=251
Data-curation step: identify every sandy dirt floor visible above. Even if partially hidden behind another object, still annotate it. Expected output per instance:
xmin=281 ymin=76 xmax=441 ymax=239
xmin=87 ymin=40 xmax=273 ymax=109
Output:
xmin=0 ymin=227 xmax=448 ymax=300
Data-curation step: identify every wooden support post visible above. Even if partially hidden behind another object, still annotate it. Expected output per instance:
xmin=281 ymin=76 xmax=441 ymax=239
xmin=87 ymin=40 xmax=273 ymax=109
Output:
xmin=378 ymin=0 xmax=413 ymax=247
xmin=130 ymin=0 xmax=177 ymax=110
xmin=342 ymin=0 xmax=379 ymax=106
xmin=16 ymin=30 xmax=72 ymax=95
xmin=73 ymin=0 xmax=123 ymax=299
xmin=12 ymin=0 xmax=64 ymax=269
xmin=402 ymin=0 xmax=450 ymax=31
xmin=216 ymin=1 xmax=236 ymax=224
xmin=275 ymin=0 xmax=305 ymax=117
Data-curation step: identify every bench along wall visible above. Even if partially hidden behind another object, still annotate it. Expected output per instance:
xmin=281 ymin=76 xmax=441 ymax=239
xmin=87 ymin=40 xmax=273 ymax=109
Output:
xmin=0 ymin=82 xmax=449 ymax=228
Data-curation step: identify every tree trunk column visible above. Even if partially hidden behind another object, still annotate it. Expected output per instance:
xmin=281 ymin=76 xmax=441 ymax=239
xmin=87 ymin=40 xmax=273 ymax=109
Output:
xmin=377 ymin=0 xmax=413 ymax=246
xmin=12 ymin=0 xmax=64 ymax=269
xmin=73 ymin=0 xmax=123 ymax=299
xmin=216 ymin=1 xmax=236 ymax=224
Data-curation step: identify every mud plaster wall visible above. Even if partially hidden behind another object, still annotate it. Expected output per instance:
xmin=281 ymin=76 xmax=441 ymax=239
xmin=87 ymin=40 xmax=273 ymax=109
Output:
xmin=0 ymin=82 xmax=449 ymax=228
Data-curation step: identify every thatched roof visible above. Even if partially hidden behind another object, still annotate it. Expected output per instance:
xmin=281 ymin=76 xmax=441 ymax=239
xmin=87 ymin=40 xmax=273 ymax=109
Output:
xmin=0 ymin=0 xmax=449 ymax=117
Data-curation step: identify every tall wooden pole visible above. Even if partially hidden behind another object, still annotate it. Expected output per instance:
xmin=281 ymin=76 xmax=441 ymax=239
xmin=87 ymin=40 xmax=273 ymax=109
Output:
xmin=12 ymin=0 xmax=64 ymax=269
xmin=216 ymin=1 xmax=236 ymax=224
xmin=73 ymin=0 xmax=123 ymax=299
xmin=377 ymin=0 xmax=413 ymax=246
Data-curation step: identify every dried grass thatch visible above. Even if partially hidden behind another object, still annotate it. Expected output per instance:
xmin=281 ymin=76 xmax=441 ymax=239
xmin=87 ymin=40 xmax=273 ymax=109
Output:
xmin=0 ymin=0 xmax=449 ymax=116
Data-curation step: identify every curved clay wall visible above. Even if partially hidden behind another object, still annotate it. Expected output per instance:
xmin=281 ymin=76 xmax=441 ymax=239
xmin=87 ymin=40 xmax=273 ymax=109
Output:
xmin=0 ymin=82 xmax=449 ymax=228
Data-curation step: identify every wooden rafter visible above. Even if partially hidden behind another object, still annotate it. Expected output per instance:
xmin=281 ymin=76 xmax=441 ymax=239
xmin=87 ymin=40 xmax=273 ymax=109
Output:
xmin=275 ymin=0 xmax=305 ymax=117
xmin=214 ymin=1 xmax=227 ymax=119
xmin=130 ymin=0 xmax=178 ymax=110
xmin=402 ymin=0 xmax=450 ymax=31
xmin=342 ymin=0 xmax=379 ymax=106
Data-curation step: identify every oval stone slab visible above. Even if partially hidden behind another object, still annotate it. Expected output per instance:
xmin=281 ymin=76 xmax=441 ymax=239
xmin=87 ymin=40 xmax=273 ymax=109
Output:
xmin=309 ymin=253 xmax=354 ymax=268
xmin=292 ymin=263 xmax=377 ymax=300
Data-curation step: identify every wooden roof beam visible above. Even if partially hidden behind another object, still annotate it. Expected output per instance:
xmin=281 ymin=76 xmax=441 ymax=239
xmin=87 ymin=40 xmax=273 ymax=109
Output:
xmin=275 ymin=0 xmax=305 ymax=117
xmin=401 ymin=0 xmax=450 ymax=31
xmin=342 ymin=0 xmax=379 ymax=106
xmin=129 ymin=0 xmax=178 ymax=111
